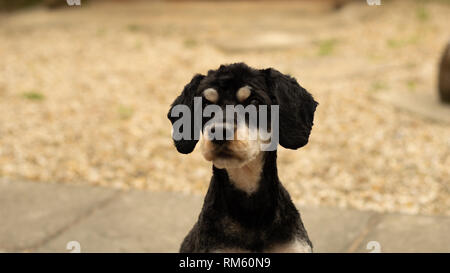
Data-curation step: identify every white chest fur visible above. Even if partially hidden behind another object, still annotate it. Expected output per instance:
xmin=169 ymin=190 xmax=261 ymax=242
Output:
xmin=226 ymin=153 xmax=264 ymax=194
xmin=212 ymin=238 xmax=312 ymax=253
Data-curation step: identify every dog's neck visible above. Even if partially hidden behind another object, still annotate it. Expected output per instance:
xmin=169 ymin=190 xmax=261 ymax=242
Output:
xmin=210 ymin=151 xmax=280 ymax=227
xmin=225 ymin=152 xmax=265 ymax=195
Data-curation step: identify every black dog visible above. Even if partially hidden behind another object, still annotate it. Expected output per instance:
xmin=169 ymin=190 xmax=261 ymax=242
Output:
xmin=168 ymin=63 xmax=318 ymax=253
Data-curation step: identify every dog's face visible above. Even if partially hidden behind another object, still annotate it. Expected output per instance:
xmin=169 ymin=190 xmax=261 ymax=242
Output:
xmin=199 ymin=85 xmax=271 ymax=168
xmin=168 ymin=63 xmax=318 ymax=169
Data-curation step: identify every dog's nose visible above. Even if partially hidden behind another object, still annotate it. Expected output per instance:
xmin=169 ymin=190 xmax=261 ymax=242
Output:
xmin=208 ymin=124 xmax=234 ymax=146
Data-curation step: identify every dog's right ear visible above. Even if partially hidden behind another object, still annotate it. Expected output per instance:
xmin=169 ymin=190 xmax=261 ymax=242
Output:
xmin=167 ymin=74 xmax=205 ymax=154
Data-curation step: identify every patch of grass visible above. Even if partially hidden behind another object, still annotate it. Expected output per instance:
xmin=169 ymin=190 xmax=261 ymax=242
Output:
xmin=370 ymin=81 xmax=388 ymax=92
xmin=387 ymin=38 xmax=403 ymax=48
xmin=126 ymin=24 xmax=141 ymax=32
xmin=406 ymin=79 xmax=418 ymax=91
xmin=416 ymin=6 xmax=429 ymax=22
xmin=366 ymin=50 xmax=385 ymax=61
xmin=406 ymin=62 xmax=417 ymax=70
xmin=22 ymin=91 xmax=45 ymax=101
xmin=316 ymin=39 xmax=338 ymax=56
xmin=387 ymin=36 xmax=419 ymax=49
xmin=118 ymin=105 xmax=134 ymax=120
xmin=183 ymin=38 xmax=197 ymax=48
xmin=96 ymin=28 xmax=106 ymax=37
xmin=135 ymin=41 xmax=143 ymax=50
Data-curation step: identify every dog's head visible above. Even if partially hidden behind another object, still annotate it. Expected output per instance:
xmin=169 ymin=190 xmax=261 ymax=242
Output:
xmin=167 ymin=63 xmax=318 ymax=169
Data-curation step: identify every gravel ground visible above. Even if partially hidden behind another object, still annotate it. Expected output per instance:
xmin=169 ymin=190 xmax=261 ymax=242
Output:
xmin=0 ymin=0 xmax=449 ymax=215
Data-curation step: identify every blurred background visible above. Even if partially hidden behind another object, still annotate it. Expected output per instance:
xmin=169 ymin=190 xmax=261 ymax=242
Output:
xmin=0 ymin=0 xmax=449 ymax=252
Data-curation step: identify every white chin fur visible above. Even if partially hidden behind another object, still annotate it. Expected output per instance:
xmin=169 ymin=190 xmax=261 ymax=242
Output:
xmin=212 ymin=149 xmax=260 ymax=169
xmin=213 ymin=158 xmax=247 ymax=169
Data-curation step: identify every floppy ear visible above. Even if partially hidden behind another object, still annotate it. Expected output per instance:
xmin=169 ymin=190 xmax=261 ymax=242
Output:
xmin=263 ymin=68 xmax=318 ymax=150
xmin=167 ymin=74 xmax=205 ymax=154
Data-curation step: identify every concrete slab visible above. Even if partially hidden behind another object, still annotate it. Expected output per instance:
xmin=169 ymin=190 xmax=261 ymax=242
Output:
xmin=373 ymin=90 xmax=450 ymax=124
xmin=3 ymin=180 xmax=448 ymax=253
xmin=299 ymin=207 xmax=377 ymax=253
xmin=37 ymin=190 xmax=374 ymax=253
xmin=355 ymin=213 xmax=450 ymax=253
xmin=0 ymin=179 xmax=118 ymax=252
xmin=37 ymin=191 xmax=203 ymax=253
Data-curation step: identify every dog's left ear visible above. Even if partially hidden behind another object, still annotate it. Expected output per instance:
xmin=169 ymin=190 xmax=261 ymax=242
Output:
xmin=167 ymin=74 xmax=205 ymax=154
xmin=262 ymin=68 xmax=318 ymax=150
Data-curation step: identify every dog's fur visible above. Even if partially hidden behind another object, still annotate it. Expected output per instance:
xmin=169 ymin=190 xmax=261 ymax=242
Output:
xmin=167 ymin=63 xmax=318 ymax=253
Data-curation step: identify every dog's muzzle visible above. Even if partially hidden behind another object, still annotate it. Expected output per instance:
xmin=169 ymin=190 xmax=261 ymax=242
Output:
xmin=207 ymin=123 xmax=235 ymax=146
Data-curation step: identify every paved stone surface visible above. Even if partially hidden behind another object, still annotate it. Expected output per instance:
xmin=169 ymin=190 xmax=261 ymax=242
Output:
xmin=356 ymin=213 xmax=450 ymax=253
xmin=373 ymin=90 xmax=450 ymax=124
xmin=299 ymin=207 xmax=378 ymax=253
xmin=1 ymin=180 xmax=449 ymax=253
xmin=37 ymin=190 xmax=202 ymax=253
xmin=0 ymin=179 xmax=118 ymax=252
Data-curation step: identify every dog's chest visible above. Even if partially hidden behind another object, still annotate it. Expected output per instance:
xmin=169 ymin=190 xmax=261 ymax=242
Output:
xmin=213 ymin=239 xmax=312 ymax=253
xmin=215 ymin=216 xmax=312 ymax=253
xmin=265 ymin=239 xmax=312 ymax=253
